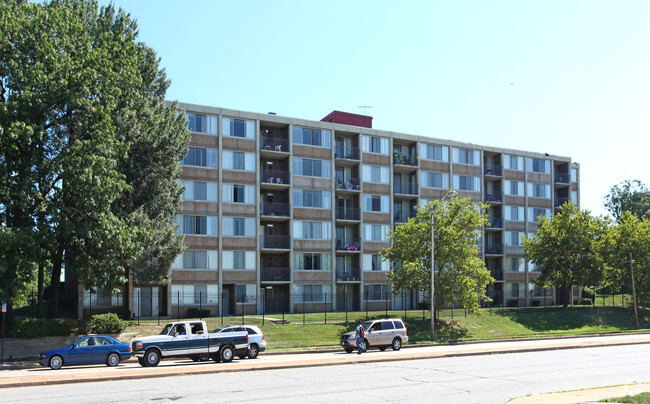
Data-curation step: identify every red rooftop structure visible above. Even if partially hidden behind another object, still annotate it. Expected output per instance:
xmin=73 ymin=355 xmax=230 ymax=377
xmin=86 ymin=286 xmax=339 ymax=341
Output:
xmin=321 ymin=110 xmax=373 ymax=128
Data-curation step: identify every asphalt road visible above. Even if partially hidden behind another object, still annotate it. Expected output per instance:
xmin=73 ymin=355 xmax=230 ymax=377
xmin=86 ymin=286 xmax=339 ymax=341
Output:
xmin=3 ymin=343 xmax=650 ymax=403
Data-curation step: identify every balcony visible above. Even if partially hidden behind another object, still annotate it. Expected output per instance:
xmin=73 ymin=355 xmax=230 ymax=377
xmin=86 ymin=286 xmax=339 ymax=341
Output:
xmin=489 ymin=269 xmax=504 ymax=281
xmin=485 ymin=243 xmax=504 ymax=255
xmin=393 ymin=152 xmax=418 ymax=166
xmin=336 ymin=268 xmax=361 ymax=282
xmin=336 ymin=207 xmax=360 ymax=221
xmin=554 ymin=172 xmax=570 ymax=184
xmin=394 ymin=212 xmax=416 ymax=224
xmin=335 ymin=146 xmax=360 ymax=161
xmin=261 ymin=202 xmax=290 ymax=217
xmin=554 ymin=197 xmax=570 ymax=207
xmin=261 ymin=170 xmax=290 ymax=185
xmin=335 ymin=176 xmax=361 ymax=191
xmin=484 ymin=165 xmax=503 ymax=176
xmin=260 ymin=235 xmax=291 ymax=249
xmin=336 ymin=238 xmax=361 ymax=251
xmin=261 ymin=267 xmax=290 ymax=282
xmin=260 ymin=138 xmax=289 ymax=153
xmin=484 ymin=191 xmax=504 ymax=203
xmin=393 ymin=182 xmax=419 ymax=196
xmin=487 ymin=217 xmax=503 ymax=229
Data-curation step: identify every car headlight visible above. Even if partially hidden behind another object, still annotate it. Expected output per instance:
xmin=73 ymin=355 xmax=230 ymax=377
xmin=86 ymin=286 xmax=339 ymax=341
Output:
xmin=135 ymin=342 xmax=143 ymax=350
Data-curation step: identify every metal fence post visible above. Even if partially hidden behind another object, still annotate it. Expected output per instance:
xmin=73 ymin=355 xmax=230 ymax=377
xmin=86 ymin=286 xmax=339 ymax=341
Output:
xmin=138 ymin=290 xmax=141 ymax=326
xmin=345 ymin=288 xmax=348 ymax=323
xmin=324 ymin=293 xmax=327 ymax=324
xmin=177 ymin=290 xmax=180 ymax=322
xmin=303 ymin=291 xmax=305 ymax=325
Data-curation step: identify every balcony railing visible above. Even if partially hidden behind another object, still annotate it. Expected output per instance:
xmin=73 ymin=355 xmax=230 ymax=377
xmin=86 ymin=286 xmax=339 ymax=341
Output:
xmin=484 ymin=191 xmax=504 ymax=202
xmin=554 ymin=172 xmax=570 ymax=183
xmin=554 ymin=197 xmax=570 ymax=207
xmin=261 ymin=266 xmax=290 ymax=282
xmin=261 ymin=170 xmax=290 ymax=185
xmin=489 ymin=269 xmax=504 ymax=281
xmin=393 ymin=182 xmax=418 ymax=195
xmin=336 ymin=268 xmax=361 ymax=281
xmin=335 ymin=207 xmax=360 ymax=221
xmin=394 ymin=212 xmax=416 ymax=224
xmin=335 ymin=177 xmax=360 ymax=191
xmin=260 ymin=235 xmax=290 ymax=249
xmin=487 ymin=217 xmax=503 ymax=228
xmin=336 ymin=238 xmax=361 ymax=251
xmin=485 ymin=243 xmax=504 ymax=255
xmin=393 ymin=152 xmax=418 ymax=166
xmin=260 ymin=138 xmax=289 ymax=153
xmin=261 ymin=202 xmax=290 ymax=217
xmin=335 ymin=146 xmax=360 ymax=160
xmin=484 ymin=165 xmax=503 ymax=176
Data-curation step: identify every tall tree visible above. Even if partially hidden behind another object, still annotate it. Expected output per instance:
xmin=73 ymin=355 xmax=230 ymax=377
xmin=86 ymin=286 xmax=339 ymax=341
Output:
xmin=380 ymin=196 xmax=493 ymax=316
xmin=522 ymin=202 xmax=608 ymax=306
xmin=603 ymin=179 xmax=650 ymax=222
xmin=0 ymin=0 xmax=189 ymax=319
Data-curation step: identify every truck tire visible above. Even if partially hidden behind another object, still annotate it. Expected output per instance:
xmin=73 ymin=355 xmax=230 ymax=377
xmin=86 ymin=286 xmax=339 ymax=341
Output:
xmin=138 ymin=357 xmax=147 ymax=367
xmin=145 ymin=348 xmax=161 ymax=367
xmin=220 ymin=345 xmax=234 ymax=363
xmin=212 ymin=353 xmax=221 ymax=363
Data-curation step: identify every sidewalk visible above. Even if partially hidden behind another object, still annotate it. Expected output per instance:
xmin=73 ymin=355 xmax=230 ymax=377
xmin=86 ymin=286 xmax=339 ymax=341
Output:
xmin=1 ymin=332 xmax=649 ymax=403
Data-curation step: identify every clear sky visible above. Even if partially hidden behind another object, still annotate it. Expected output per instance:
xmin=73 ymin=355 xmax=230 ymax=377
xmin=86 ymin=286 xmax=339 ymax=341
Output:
xmin=101 ymin=0 xmax=650 ymax=217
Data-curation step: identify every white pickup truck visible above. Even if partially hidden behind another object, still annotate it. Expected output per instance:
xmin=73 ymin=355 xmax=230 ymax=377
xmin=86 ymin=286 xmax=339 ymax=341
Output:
xmin=131 ymin=320 xmax=249 ymax=367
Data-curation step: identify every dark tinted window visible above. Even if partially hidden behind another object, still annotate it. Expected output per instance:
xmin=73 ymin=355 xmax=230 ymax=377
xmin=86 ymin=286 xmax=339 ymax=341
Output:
xmin=245 ymin=327 xmax=257 ymax=335
xmin=393 ymin=320 xmax=404 ymax=329
xmin=382 ymin=321 xmax=395 ymax=330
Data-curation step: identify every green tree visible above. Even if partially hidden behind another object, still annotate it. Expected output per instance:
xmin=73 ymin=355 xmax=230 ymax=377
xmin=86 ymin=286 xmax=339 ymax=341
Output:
xmin=0 ymin=0 xmax=189 ymax=319
xmin=602 ymin=211 xmax=650 ymax=306
xmin=522 ymin=202 xmax=608 ymax=307
xmin=603 ymin=179 xmax=650 ymax=222
xmin=380 ymin=196 xmax=493 ymax=316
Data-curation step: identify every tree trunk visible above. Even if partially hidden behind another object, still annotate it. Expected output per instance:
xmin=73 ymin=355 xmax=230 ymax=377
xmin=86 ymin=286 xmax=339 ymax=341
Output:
xmin=47 ymin=245 xmax=64 ymax=318
xmin=37 ymin=263 xmax=45 ymax=318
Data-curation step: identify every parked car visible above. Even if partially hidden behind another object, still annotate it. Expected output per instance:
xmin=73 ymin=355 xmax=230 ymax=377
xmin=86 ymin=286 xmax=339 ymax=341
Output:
xmin=216 ymin=325 xmax=266 ymax=359
xmin=340 ymin=318 xmax=408 ymax=353
xmin=39 ymin=335 xmax=132 ymax=370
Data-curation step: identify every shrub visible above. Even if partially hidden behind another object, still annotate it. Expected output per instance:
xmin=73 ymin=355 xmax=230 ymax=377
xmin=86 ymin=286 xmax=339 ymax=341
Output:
xmin=13 ymin=318 xmax=47 ymax=338
xmin=187 ymin=308 xmax=210 ymax=318
xmin=581 ymin=298 xmax=593 ymax=306
xmin=45 ymin=318 xmax=77 ymax=336
xmin=88 ymin=313 xmax=127 ymax=334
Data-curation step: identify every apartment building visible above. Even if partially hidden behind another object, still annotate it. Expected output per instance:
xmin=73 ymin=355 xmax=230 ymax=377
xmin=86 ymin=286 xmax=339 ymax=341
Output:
xmin=83 ymin=103 xmax=580 ymax=318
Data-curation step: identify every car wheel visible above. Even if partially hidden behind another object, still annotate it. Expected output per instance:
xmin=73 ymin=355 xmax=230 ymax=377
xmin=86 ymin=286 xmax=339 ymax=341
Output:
xmin=391 ymin=337 xmax=402 ymax=351
xmin=138 ymin=357 xmax=147 ymax=367
xmin=247 ymin=344 xmax=259 ymax=359
xmin=49 ymin=355 xmax=63 ymax=370
xmin=212 ymin=353 xmax=221 ymax=363
xmin=220 ymin=345 xmax=234 ymax=363
xmin=359 ymin=339 xmax=368 ymax=352
xmin=106 ymin=352 xmax=120 ymax=367
xmin=344 ymin=347 xmax=353 ymax=354
xmin=145 ymin=348 xmax=161 ymax=367
xmin=191 ymin=356 xmax=200 ymax=362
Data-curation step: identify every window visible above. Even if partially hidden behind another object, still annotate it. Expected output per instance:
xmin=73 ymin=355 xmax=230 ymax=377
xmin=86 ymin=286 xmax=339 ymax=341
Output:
xmin=293 ymin=158 xmax=331 ymax=178
xmin=293 ymin=126 xmax=331 ymax=147
xmin=504 ymin=180 xmax=524 ymax=196
xmin=420 ymin=144 xmax=449 ymax=161
xmin=194 ymin=285 xmax=207 ymax=304
xmin=236 ymin=284 xmax=256 ymax=304
xmin=181 ymin=147 xmax=218 ymax=168
xmin=222 ymin=251 xmax=256 ymax=270
xmin=171 ymin=284 xmax=218 ymax=304
xmin=571 ymin=168 xmax=578 ymax=183
xmin=452 ymin=148 xmax=480 ymax=165
xmin=363 ymin=224 xmax=390 ymax=242
xmin=504 ymin=155 xmax=524 ymax=171
xmin=362 ymin=165 xmax=389 ymax=183
xmin=223 ymin=117 xmax=255 ymax=139
xmin=293 ymin=284 xmax=331 ymax=302
xmin=180 ymin=180 xmax=218 ymax=201
xmin=223 ymin=184 xmax=255 ymax=204
xmin=528 ymin=207 xmax=551 ymax=222
xmin=186 ymin=112 xmax=218 ymax=134
xmin=528 ymin=183 xmax=551 ymax=199
xmin=453 ymin=175 xmax=480 ymax=192
xmin=362 ymin=135 xmax=389 ymax=154
xmin=222 ymin=217 xmax=255 ymax=237
xmin=527 ymin=158 xmax=550 ymax=174
xmin=421 ymin=171 xmax=449 ymax=189
xmin=362 ymin=194 xmax=389 ymax=212
xmin=507 ymin=283 xmax=522 ymax=298
xmin=505 ymin=231 xmax=523 ymax=247
xmin=222 ymin=151 xmax=255 ymax=171
xmin=83 ymin=287 xmax=123 ymax=308
xmin=504 ymin=206 xmax=525 ymax=221
xmin=293 ymin=189 xmax=332 ymax=209
xmin=293 ymin=221 xmax=332 ymax=239
xmin=176 ymin=215 xmax=218 ymax=235
xmin=571 ymin=191 xmax=578 ymax=204
xmin=293 ymin=253 xmax=331 ymax=270
xmin=504 ymin=257 xmax=525 ymax=272
xmin=363 ymin=254 xmax=390 ymax=271
xmin=364 ymin=284 xmax=390 ymax=300
xmin=173 ymin=250 xmax=219 ymax=270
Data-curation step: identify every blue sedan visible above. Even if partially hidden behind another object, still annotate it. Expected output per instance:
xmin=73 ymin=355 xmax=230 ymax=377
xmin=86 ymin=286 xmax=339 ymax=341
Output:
xmin=39 ymin=335 xmax=132 ymax=370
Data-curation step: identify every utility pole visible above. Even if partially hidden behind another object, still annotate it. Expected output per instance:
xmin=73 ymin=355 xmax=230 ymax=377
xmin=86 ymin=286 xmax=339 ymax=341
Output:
xmin=630 ymin=253 xmax=639 ymax=330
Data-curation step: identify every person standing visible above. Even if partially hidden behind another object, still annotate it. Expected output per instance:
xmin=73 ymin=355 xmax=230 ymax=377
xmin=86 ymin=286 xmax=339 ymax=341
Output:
xmin=355 ymin=322 xmax=365 ymax=354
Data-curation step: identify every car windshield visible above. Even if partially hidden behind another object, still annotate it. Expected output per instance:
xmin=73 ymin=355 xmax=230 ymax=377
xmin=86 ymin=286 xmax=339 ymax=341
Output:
xmin=361 ymin=321 xmax=373 ymax=330
xmin=160 ymin=324 xmax=173 ymax=335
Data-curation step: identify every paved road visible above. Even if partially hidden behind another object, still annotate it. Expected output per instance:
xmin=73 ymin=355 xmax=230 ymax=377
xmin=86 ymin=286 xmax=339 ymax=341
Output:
xmin=3 ymin=342 xmax=650 ymax=403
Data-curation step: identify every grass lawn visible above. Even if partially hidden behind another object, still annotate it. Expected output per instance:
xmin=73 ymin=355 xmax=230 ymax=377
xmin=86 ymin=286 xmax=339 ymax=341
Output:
xmin=601 ymin=392 xmax=650 ymax=403
xmin=121 ymin=306 xmax=649 ymax=351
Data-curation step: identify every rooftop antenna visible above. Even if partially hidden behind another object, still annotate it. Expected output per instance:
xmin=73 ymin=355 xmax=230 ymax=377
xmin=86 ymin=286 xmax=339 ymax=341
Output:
xmin=358 ymin=106 xmax=373 ymax=115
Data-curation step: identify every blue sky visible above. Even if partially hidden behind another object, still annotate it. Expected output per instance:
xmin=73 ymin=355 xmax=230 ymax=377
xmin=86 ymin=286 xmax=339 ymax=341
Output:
xmin=102 ymin=0 xmax=650 ymax=217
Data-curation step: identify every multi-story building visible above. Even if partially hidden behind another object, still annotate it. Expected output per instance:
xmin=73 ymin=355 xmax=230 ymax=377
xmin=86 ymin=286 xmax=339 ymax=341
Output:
xmin=81 ymin=103 xmax=580 ymax=318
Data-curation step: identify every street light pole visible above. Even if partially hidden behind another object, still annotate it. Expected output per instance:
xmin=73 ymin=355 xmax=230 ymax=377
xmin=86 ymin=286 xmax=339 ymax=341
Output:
xmin=431 ymin=190 xmax=456 ymax=341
